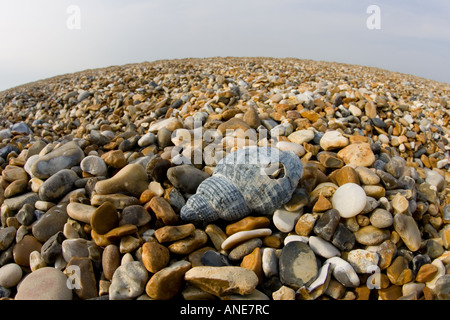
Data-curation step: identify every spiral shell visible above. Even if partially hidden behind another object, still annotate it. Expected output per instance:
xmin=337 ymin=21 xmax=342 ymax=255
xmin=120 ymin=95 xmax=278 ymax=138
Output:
xmin=180 ymin=146 xmax=303 ymax=223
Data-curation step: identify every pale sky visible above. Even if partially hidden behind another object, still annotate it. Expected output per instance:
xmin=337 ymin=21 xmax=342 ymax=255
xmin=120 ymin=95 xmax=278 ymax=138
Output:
xmin=0 ymin=0 xmax=449 ymax=92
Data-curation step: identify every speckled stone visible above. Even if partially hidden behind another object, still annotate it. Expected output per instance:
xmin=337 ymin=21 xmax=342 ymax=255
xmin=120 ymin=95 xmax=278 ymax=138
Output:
xmin=109 ymin=261 xmax=148 ymax=300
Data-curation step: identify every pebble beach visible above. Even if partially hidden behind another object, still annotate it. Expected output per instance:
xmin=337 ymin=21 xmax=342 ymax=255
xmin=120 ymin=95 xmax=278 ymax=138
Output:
xmin=0 ymin=57 xmax=448 ymax=300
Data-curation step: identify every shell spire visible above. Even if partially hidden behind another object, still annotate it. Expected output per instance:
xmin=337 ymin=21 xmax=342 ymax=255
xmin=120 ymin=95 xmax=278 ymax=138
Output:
xmin=180 ymin=146 xmax=303 ymax=223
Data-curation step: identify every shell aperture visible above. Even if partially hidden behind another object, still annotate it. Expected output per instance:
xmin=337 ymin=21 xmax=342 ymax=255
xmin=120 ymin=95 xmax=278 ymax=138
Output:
xmin=180 ymin=146 xmax=303 ymax=223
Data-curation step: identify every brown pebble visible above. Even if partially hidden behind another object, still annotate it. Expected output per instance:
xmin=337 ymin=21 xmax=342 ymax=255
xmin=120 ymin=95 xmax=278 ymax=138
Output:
xmin=240 ymin=247 xmax=263 ymax=284
xmin=422 ymin=286 xmax=436 ymax=300
xmin=217 ymin=118 xmax=251 ymax=135
xmin=91 ymin=230 xmax=113 ymax=247
xmin=415 ymin=263 xmax=438 ymax=283
xmin=141 ymin=241 xmax=170 ymax=273
xmin=225 ymin=216 xmax=270 ymax=236
xmin=355 ymin=286 xmax=371 ymax=300
xmin=149 ymin=196 xmax=179 ymax=226
xmin=204 ymin=224 xmax=227 ymax=251
xmin=317 ymin=152 xmax=344 ymax=169
xmin=145 ymin=260 xmax=192 ymax=300
xmin=378 ymin=285 xmax=402 ymax=300
xmin=2 ymin=165 xmax=28 ymax=182
xmin=119 ymin=235 xmax=141 ymax=253
xmin=101 ymin=150 xmax=127 ymax=168
xmin=90 ymin=201 xmax=119 ymax=235
xmin=13 ymin=235 xmax=42 ymax=267
xmin=168 ymin=229 xmax=208 ymax=255
xmin=243 ymin=107 xmax=261 ymax=129
xmin=334 ymin=166 xmax=360 ymax=186
xmin=154 ymin=224 xmax=195 ymax=243
xmin=104 ymin=224 xmax=138 ymax=241
xmin=295 ymin=213 xmax=319 ymax=236
xmin=66 ymin=257 xmax=98 ymax=300
xmin=312 ymin=194 xmax=332 ymax=212
xmin=102 ymin=244 xmax=121 ymax=280
xmin=337 ymin=142 xmax=376 ymax=167
xmin=4 ymin=179 xmax=28 ymax=198
xmin=139 ymin=190 xmax=156 ymax=204
xmin=386 ymin=256 xmax=414 ymax=286
xmin=262 ymin=235 xmax=282 ymax=248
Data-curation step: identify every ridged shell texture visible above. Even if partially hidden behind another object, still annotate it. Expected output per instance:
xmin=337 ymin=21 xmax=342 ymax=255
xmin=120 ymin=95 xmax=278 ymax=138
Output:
xmin=180 ymin=146 xmax=303 ymax=223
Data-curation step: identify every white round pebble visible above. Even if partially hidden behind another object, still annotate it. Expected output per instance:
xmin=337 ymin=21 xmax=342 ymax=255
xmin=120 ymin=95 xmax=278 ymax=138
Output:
xmin=0 ymin=263 xmax=23 ymax=288
xmin=348 ymin=104 xmax=362 ymax=117
xmin=24 ymin=154 xmax=39 ymax=177
xmin=402 ymin=282 xmax=425 ymax=298
xmin=121 ymin=253 xmax=135 ymax=265
xmin=273 ymin=208 xmax=301 ymax=233
xmin=171 ymin=153 xmax=192 ymax=165
xmin=332 ymin=183 xmax=367 ymax=218
xmin=63 ymin=222 xmax=80 ymax=239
